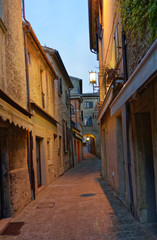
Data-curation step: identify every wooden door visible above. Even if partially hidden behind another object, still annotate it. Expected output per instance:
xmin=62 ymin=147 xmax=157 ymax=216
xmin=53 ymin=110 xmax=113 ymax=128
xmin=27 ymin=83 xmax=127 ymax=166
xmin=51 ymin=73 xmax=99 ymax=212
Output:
xmin=77 ymin=141 xmax=80 ymax=163
xmin=36 ymin=138 xmax=42 ymax=187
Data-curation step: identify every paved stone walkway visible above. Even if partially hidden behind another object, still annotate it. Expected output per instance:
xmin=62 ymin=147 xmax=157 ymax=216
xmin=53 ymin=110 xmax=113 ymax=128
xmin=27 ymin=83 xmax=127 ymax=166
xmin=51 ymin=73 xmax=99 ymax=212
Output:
xmin=0 ymin=158 xmax=155 ymax=240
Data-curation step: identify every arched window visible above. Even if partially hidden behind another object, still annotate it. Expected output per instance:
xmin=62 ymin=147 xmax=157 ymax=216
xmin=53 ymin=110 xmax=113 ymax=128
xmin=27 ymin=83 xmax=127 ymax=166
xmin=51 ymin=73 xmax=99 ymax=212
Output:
xmin=84 ymin=116 xmax=88 ymax=126
xmin=88 ymin=116 xmax=92 ymax=126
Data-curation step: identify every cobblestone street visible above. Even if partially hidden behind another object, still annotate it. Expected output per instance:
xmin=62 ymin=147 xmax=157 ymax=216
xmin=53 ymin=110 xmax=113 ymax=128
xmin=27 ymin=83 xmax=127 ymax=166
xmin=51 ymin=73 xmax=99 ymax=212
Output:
xmin=0 ymin=157 xmax=156 ymax=240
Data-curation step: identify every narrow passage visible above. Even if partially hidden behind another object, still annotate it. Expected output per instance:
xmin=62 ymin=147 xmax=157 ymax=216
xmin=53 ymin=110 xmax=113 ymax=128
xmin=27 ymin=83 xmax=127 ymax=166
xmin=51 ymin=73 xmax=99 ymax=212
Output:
xmin=0 ymin=157 xmax=154 ymax=240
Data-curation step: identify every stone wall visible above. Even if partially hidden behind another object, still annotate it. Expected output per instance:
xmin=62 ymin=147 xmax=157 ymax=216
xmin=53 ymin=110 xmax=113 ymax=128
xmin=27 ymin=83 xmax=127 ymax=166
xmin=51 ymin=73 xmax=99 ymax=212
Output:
xmin=102 ymin=112 xmax=120 ymax=195
xmin=4 ymin=0 xmax=26 ymax=108
xmin=126 ymin=30 xmax=152 ymax=78
xmin=9 ymin=125 xmax=31 ymax=216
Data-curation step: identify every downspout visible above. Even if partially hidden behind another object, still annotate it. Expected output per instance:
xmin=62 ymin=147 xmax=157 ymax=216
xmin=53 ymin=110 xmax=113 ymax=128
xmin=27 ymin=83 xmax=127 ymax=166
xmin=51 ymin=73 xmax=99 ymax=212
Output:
xmin=69 ymin=91 xmax=74 ymax=168
xmin=122 ymin=29 xmax=134 ymax=215
xmin=22 ymin=0 xmax=35 ymax=200
xmin=22 ymin=0 xmax=31 ymax=112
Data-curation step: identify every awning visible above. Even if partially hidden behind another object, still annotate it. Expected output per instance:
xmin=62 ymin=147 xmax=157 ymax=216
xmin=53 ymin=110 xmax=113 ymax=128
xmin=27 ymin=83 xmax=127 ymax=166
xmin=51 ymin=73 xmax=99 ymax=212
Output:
xmin=0 ymin=99 xmax=33 ymax=131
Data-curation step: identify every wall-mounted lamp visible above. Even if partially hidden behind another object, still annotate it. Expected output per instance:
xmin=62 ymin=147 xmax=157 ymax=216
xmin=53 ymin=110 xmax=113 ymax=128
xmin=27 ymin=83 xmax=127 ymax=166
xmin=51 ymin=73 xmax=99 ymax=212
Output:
xmin=87 ymin=137 xmax=90 ymax=141
xmin=89 ymin=71 xmax=97 ymax=85
xmin=89 ymin=71 xmax=99 ymax=93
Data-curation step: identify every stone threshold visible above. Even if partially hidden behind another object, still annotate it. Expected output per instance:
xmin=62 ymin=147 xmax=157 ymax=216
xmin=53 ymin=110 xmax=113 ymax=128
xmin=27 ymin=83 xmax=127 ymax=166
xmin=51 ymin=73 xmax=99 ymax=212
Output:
xmin=0 ymin=218 xmax=12 ymax=233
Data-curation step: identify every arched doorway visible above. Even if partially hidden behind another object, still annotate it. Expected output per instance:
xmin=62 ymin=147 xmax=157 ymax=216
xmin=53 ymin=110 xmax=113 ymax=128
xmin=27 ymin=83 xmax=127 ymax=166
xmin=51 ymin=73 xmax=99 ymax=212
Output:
xmin=83 ymin=134 xmax=96 ymax=155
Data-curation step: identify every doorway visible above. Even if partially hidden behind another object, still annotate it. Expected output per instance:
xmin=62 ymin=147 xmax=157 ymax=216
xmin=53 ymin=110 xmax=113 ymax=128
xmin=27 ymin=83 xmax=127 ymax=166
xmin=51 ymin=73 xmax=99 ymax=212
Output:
xmin=116 ymin=116 xmax=126 ymax=201
xmin=0 ymin=128 xmax=11 ymax=219
xmin=77 ymin=141 xmax=80 ymax=163
xmin=135 ymin=113 xmax=157 ymax=222
xmin=36 ymin=137 xmax=42 ymax=187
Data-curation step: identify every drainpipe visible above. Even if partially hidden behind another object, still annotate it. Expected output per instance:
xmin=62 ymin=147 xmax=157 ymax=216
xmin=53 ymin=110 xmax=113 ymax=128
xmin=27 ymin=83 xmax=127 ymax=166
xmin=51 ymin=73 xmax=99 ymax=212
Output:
xmin=22 ymin=0 xmax=35 ymax=200
xmin=22 ymin=0 xmax=31 ymax=112
xmin=69 ymin=91 xmax=75 ymax=168
xmin=122 ymin=29 xmax=134 ymax=215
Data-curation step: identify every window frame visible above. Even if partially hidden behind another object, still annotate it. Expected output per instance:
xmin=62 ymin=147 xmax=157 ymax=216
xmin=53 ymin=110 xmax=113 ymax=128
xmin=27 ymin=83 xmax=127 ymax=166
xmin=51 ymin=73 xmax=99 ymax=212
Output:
xmin=84 ymin=101 xmax=93 ymax=109
xmin=58 ymin=77 xmax=63 ymax=95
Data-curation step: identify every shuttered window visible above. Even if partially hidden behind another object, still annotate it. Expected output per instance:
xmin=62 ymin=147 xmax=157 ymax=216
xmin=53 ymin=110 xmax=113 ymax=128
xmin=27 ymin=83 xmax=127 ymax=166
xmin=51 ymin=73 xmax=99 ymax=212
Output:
xmin=84 ymin=101 xmax=93 ymax=109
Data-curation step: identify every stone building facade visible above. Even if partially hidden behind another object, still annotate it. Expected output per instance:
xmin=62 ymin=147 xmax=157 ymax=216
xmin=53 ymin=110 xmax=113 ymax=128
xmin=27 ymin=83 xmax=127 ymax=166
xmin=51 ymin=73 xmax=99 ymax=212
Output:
xmin=81 ymin=93 xmax=101 ymax=157
xmin=89 ymin=0 xmax=157 ymax=223
xmin=23 ymin=25 xmax=61 ymax=197
xmin=0 ymin=0 xmax=32 ymax=218
xmin=0 ymin=0 xmax=74 ymax=220
xmin=43 ymin=47 xmax=74 ymax=173
xmin=70 ymin=77 xmax=83 ymax=165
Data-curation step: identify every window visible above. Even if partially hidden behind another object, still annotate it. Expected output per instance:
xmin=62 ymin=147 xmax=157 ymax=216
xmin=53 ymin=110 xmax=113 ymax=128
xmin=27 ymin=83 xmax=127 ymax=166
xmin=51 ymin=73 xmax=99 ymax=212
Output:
xmin=70 ymin=104 xmax=75 ymax=116
xmin=58 ymin=77 xmax=62 ymax=95
xmin=84 ymin=116 xmax=92 ymax=126
xmin=114 ymin=24 xmax=119 ymax=64
xmin=88 ymin=116 xmax=92 ymax=126
xmin=40 ymin=70 xmax=45 ymax=109
xmin=81 ymin=111 xmax=83 ymax=121
xmin=93 ymin=112 xmax=98 ymax=119
xmin=84 ymin=101 xmax=93 ymax=109
xmin=65 ymin=90 xmax=70 ymax=107
xmin=84 ymin=116 xmax=88 ymax=126
xmin=28 ymin=53 xmax=31 ymax=65
xmin=58 ymin=136 xmax=61 ymax=156
xmin=97 ymin=16 xmax=103 ymax=39
xmin=54 ymin=134 xmax=57 ymax=149
xmin=62 ymin=120 xmax=68 ymax=152
xmin=47 ymin=140 xmax=51 ymax=160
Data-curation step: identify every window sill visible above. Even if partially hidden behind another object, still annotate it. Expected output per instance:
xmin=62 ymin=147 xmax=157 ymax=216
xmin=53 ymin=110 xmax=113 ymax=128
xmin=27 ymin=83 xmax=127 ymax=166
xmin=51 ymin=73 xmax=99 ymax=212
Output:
xmin=0 ymin=18 xmax=7 ymax=33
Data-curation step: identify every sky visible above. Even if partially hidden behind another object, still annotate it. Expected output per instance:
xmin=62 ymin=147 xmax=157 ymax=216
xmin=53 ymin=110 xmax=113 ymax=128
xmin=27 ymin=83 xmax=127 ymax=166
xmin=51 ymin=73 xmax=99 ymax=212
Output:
xmin=25 ymin=0 xmax=98 ymax=93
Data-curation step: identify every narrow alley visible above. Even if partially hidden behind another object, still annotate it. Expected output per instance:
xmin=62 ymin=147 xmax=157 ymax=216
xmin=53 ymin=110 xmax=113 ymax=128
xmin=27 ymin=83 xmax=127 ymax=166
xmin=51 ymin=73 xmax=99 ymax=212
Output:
xmin=0 ymin=157 xmax=154 ymax=240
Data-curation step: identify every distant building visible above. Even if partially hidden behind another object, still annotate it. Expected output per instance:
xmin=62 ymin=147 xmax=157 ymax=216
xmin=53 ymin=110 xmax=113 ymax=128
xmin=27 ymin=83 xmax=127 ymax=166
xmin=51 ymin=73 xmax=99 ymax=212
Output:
xmin=70 ymin=76 xmax=83 ymax=165
xmin=81 ymin=93 xmax=101 ymax=158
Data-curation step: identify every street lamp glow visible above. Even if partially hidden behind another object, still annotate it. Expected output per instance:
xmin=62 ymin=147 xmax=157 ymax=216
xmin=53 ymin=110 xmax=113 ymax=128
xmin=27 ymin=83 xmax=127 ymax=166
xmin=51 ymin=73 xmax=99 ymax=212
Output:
xmin=89 ymin=71 xmax=97 ymax=84
xmin=87 ymin=137 xmax=90 ymax=141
